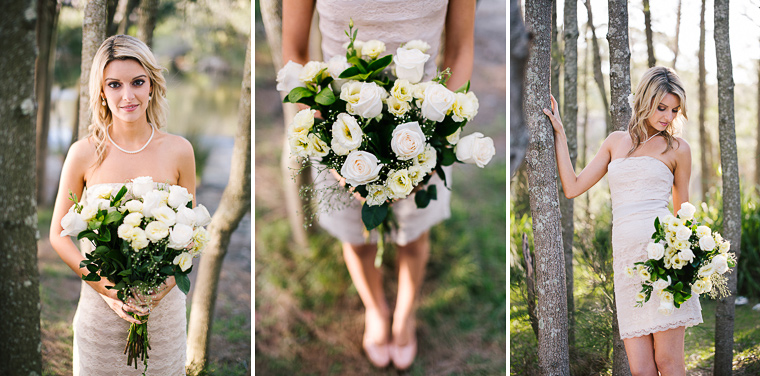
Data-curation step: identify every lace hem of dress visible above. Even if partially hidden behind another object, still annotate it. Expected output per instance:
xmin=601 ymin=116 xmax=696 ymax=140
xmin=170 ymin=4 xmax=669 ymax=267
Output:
xmin=619 ymin=317 xmax=703 ymax=339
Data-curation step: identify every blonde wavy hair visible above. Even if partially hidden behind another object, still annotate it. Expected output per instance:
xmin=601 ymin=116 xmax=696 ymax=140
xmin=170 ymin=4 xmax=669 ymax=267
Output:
xmin=88 ymin=34 xmax=168 ymax=166
xmin=627 ymin=66 xmax=687 ymax=155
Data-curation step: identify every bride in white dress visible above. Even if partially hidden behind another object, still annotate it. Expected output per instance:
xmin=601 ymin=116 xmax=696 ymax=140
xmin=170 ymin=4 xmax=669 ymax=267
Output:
xmin=50 ymin=35 xmax=196 ymax=375
xmin=282 ymin=0 xmax=476 ymax=370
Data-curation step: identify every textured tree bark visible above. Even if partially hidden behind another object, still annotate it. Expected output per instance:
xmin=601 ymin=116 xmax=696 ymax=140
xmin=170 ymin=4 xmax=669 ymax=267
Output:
xmin=698 ymin=0 xmax=712 ymax=199
xmin=581 ymin=24 xmax=590 ymax=212
xmin=643 ymin=0 xmax=655 ymax=68
xmin=79 ymin=0 xmax=107 ymax=140
xmin=116 ymin=0 xmax=139 ymax=35
xmin=560 ymin=0 xmax=578 ymax=350
xmin=35 ymin=0 xmax=61 ymax=207
xmin=523 ymin=233 xmax=539 ymax=338
xmin=0 ymin=1 xmax=43 ymax=374
xmin=551 ymin=0 xmax=560 ymax=101
xmin=672 ymin=0 xmax=682 ymax=68
xmin=583 ymin=0 xmax=612 ymax=135
xmin=524 ymin=1 xmax=570 ymax=374
xmin=186 ymin=39 xmax=251 ymax=375
xmin=136 ymin=0 xmax=158 ymax=47
xmin=510 ymin=0 xmax=530 ymax=177
xmin=757 ymin=61 xmax=760 ymax=190
xmin=106 ymin=0 xmax=118 ymax=36
xmin=713 ymin=1 xmax=741 ymax=374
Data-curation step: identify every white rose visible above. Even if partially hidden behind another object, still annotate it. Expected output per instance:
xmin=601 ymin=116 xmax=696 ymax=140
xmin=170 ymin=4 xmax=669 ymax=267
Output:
xmin=343 ymin=39 xmax=365 ymax=52
xmin=658 ymin=299 xmax=675 ymax=316
xmin=672 ymin=257 xmax=687 ymax=269
xmin=451 ymin=92 xmax=479 ymax=122
xmin=391 ymin=79 xmax=414 ymax=102
xmin=646 ymin=242 xmax=665 ymax=260
xmin=168 ymin=224 xmax=194 ymax=249
xmin=93 ymin=199 xmax=111 ymax=211
xmin=351 ymin=82 xmax=386 ymax=119
xmin=699 ymin=235 xmax=716 ymax=251
xmin=407 ymin=165 xmax=426 ymax=185
xmin=117 ymin=223 xmax=134 ymax=240
xmin=191 ymin=227 xmax=209 ymax=255
xmin=455 ymin=132 xmax=496 ymax=168
xmin=696 ymin=225 xmax=711 ymax=239
xmin=331 ymin=113 xmax=363 ymax=155
xmin=60 ymin=210 xmax=87 ymax=237
xmin=340 ymin=151 xmax=383 ymax=186
xmin=414 ymin=144 xmax=437 ymax=172
xmin=152 ymin=205 xmax=177 ymax=227
xmin=307 ymin=134 xmax=330 ymax=158
xmin=401 ymin=39 xmax=431 ymax=53
xmin=638 ymin=267 xmax=652 ymax=282
xmin=175 ymin=206 xmax=197 ymax=226
xmin=361 ymin=40 xmax=386 ymax=59
xmin=145 ymin=220 xmax=170 ymax=243
xmin=674 ymin=239 xmax=690 ymax=251
xmin=625 ymin=267 xmax=636 ymax=278
xmin=276 ymin=60 xmax=306 ymax=93
xmin=393 ymin=47 xmax=430 ymax=83
xmin=91 ymin=185 xmax=113 ymax=200
xmin=698 ymin=263 xmax=716 ymax=278
xmin=446 ymin=127 xmax=462 ymax=145
xmin=79 ymin=204 xmax=98 ymax=222
xmin=298 ymin=61 xmax=328 ymax=84
xmin=168 ymin=185 xmax=193 ymax=209
xmin=141 ymin=190 xmax=163 ymax=218
xmin=365 ymin=184 xmax=390 ymax=206
xmin=421 ymin=83 xmax=455 ymax=121
xmin=130 ymin=228 xmax=149 ymax=250
xmin=391 ymin=122 xmax=426 ymax=160
xmin=677 ymin=202 xmax=697 ymax=220
xmin=123 ymin=212 xmax=143 ymax=227
xmin=123 ymin=199 xmax=143 ymax=214
xmin=712 ymin=254 xmax=729 ymax=274
xmin=675 ymin=225 xmax=692 ymax=241
xmin=692 ymin=279 xmax=707 ymax=295
xmin=173 ymin=252 xmax=193 ymax=272
xmin=412 ymin=81 xmax=432 ymax=106
xmin=667 ymin=221 xmax=679 ymax=233
xmin=661 ymin=214 xmax=676 ymax=226
xmin=386 ymin=169 xmax=414 ymax=199
xmin=193 ymin=205 xmax=212 ymax=227
xmin=290 ymin=108 xmax=316 ymax=137
xmin=131 ymin=176 xmax=154 ymax=198
xmin=386 ymin=96 xmax=411 ymax=117
xmin=289 ymin=132 xmax=310 ymax=158
xmin=327 ymin=55 xmax=351 ymax=91
xmin=340 ymin=81 xmax=362 ymax=107
xmin=653 ymin=276 xmax=671 ymax=291
xmin=636 ymin=292 xmax=647 ymax=303
xmin=718 ymin=240 xmax=730 ymax=254
xmin=678 ymin=248 xmax=695 ymax=263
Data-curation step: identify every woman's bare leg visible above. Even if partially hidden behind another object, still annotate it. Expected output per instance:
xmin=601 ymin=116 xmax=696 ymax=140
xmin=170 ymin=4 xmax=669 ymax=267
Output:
xmin=623 ymin=334 xmax=658 ymax=376
xmin=652 ymin=327 xmax=686 ymax=376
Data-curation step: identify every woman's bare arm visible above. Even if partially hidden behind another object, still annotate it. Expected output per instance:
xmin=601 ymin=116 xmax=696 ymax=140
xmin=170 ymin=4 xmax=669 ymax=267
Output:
xmin=671 ymin=138 xmax=692 ymax=215
xmin=282 ymin=0 xmax=316 ymax=65
xmin=442 ymin=0 xmax=475 ymax=90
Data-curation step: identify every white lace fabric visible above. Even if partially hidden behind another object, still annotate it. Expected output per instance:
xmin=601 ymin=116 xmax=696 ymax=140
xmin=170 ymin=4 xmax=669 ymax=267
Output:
xmin=72 ymin=183 xmax=187 ymax=375
xmin=607 ymin=157 xmax=703 ymax=339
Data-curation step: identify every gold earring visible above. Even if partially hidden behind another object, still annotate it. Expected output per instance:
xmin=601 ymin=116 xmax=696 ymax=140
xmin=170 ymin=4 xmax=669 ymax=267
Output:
xmin=101 ymin=98 xmax=106 ymax=106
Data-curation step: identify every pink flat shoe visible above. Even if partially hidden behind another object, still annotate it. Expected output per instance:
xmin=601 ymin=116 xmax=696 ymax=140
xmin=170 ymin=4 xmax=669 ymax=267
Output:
xmin=363 ymin=334 xmax=390 ymax=368
xmin=390 ymin=336 xmax=417 ymax=370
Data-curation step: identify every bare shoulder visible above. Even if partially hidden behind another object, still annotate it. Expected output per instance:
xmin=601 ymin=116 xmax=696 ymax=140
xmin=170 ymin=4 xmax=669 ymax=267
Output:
xmin=66 ymin=137 xmax=97 ymax=165
xmin=672 ymin=137 xmax=692 ymax=158
xmin=160 ymin=132 xmax=195 ymax=159
xmin=602 ymin=131 xmax=629 ymax=150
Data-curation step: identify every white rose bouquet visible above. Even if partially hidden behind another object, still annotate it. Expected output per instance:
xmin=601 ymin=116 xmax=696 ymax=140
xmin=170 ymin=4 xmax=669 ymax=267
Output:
xmin=276 ymin=22 xmax=495 ymax=264
xmin=627 ymin=202 xmax=736 ymax=315
xmin=60 ymin=177 xmax=211 ymax=372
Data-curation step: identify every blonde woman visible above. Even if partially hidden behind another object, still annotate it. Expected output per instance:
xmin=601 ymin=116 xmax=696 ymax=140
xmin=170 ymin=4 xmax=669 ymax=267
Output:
xmin=544 ymin=66 xmax=702 ymax=375
xmin=50 ymin=35 xmax=195 ymax=375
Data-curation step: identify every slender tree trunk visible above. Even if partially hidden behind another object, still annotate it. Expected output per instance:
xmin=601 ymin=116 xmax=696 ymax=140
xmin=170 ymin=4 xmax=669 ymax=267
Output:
xmin=524 ymin=1 xmax=570 ymax=374
xmin=582 ymin=23 xmax=590 ymax=212
xmin=551 ymin=0 xmax=560 ymax=101
xmin=522 ymin=233 xmax=539 ymax=338
xmin=0 ymin=1 xmax=42 ymax=374
xmin=560 ymin=0 xmax=578 ymax=350
xmin=713 ymin=1 xmax=742 ymax=374
xmin=116 ymin=0 xmax=139 ymax=35
xmin=511 ymin=0 xmax=530 ymax=176
xmin=672 ymin=0 xmax=682 ymax=68
xmin=106 ymin=0 xmax=119 ymax=36
xmin=583 ymin=0 xmax=612 ymax=135
xmin=757 ymin=61 xmax=760 ymax=190
xmin=643 ymin=0 xmax=655 ymax=67
xmin=186 ymin=39 xmax=251 ymax=375
xmin=79 ymin=0 xmax=107 ymax=139
xmin=698 ymin=0 xmax=711 ymax=200
xmin=35 ymin=0 xmax=61 ymax=207
xmin=136 ymin=0 xmax=158 ymax=47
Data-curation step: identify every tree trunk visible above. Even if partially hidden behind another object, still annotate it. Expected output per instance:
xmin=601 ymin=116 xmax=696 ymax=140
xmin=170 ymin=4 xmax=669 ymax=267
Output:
xmin=672 ymin=0 xmax=682 ymax=68
xmin=583 ymin=0 xmax=612 ymax=135
xmin=698 ymin=0 xmax=711 ymax=200
xmin=522 ymin=233 xmax=539 ymax=338
xmin=186 ymin=38 xmax=251 ymax=374
xmin=713 ymin=1 xmax=742 ymax=374
xmin=35 ymin=0 xmax=61 ymax=207
xmin=116 ymin=0 xmax=139 ymax=35
xmin=560 ymin=0 xmax=578 ymax=350
xmin=581 ymin=23 xmax=590 ymax=212
xmin=551 ymin=0 xmax=560 ymax=101
xmin=757 ymin=61 xmax=760 ymax=191
xmin=0 ymin=1 xmax=43 ymax=374
xmin=510 ymin=0 xmax=530 ymax=177
xmin=643 ymin=0 xmax=655 ymax=68
xmin=106 ymin=0 xmax=119 ymax=36
xmin=136 ymin=0 xmax=158 ymax=47
xmin=79 ymin=0 xmax=108 ymax=140
xmin=607 ymin=1 xmax=633 ymax=373
xmin=524 ymin=1 xmax=571 ymax=374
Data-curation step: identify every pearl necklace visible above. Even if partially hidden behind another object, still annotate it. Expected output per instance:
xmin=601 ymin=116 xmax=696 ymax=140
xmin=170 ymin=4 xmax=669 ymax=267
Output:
xmin=642 ymin=131 xmax=661 ymax=144
xmin=106 ymin=123 xmax=155 ymax=154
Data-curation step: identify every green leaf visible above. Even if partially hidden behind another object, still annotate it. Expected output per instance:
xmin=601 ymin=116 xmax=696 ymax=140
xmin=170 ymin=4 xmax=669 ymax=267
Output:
xmin=160 ymin=265 xmax=174 ymax=275
xmin=175 ymin=273 xmax=191 ymax=295
xmin=315 ymin=87 xmax=336 ymax=106
xmin=454 ymin=80 xmax=471 ymax=93
xmin=361 ymin=203 xmax=388 ymax=231
xmin=112 ymin=185 xmax=127 ymax=204
xmin=285 ymin=87 xmax=315 ymax=103
xmin=78 ymin=231 xmax=98 ymax=241
xmin=118 ymin=269 xmax=133 ymax=277
xmin=367 ymin=54 xmax=393 ymax=72
xmin=82 ymin=273 xmax=101 ymax=282
xmin=441 ymin=147 xmax=457 ymax=166
xmin=96 ymin=230 xmax=111 ymax=243
xmin=103 ymin=210 xmax=123 ymax=225
xmin=339 ymin=66 xmax=362 ymax=78
xmin=414 ymin=185 xmax=438 ymax=209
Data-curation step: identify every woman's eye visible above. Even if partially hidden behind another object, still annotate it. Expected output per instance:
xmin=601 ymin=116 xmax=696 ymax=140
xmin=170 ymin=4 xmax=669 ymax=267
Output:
xmin=658 ymin=107 xmax=666 ymax=111
xmin=133 ymin=79 xmax=145 ymax=86
xmin=107 ymin=82 xmax=121 ymax=88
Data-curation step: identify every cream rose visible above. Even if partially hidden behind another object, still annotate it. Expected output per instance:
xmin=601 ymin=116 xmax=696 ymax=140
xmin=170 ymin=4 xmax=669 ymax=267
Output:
xmin=636 ymin=292 xmax=647 ymax=303
xmin=455 ymin=132 xmax=495 ymax=168
xmin=191 ymin=227 xmax=209 ymax=255
xmin=152 ymin=205 xmax=177 ymax=227
xmin=130 ymin=228 xmax=149 ymax=251
xmin=173 ymin=252 xmax=193 ymax=272
xmin=718 ymin=240 xmax=730 ymax=254
xmin=658 ymin=293 xmax=675 ymax=315
xmin=678 ymin=248 xmax=695 ymax=263
xmin=90 ymin=185 xmax=113 ymax=200
xmin=699 ymin=235 xmax=716 ymax=251
xmin=193 ymin=205 xmax=212 ymax=227
xmin=299 ymin=61 xmax=328 ymax=84
xmin=421 ymin=83 xmax=455 ymax=121
xmin=646 ymin=242 xmax=665 ymax=260
xmin=361 ymin=40 xmax=386 ymax=59
xmin=677 ymin=202 xmax=697 ymax=220
xmin=390 ymin=79 xmax=414 ymax=102
xmin=625 ymin=267 xmax=636 ymax=278
xmin=391 ymin=122 xmax=426 ymax=160
xmin=401 ymin=39 xmax=431 ymax=53
xmin=123 ymin=199 xmax=143 ymax=214
xmin=446 ymin=127 xmax=462 ymax=145
xmin=79 ymin=204 xmax=98 ymax=222
xmin=123 ymin=212 xmax=144 ymax=227
xmin=290 ymin=108 xmax=316 ymax=137
xmin=168 ymin=185 xmax=193 ymax=209
xmin=692 ymin=279 xmax=707 ymax=295
xmin=451 ymin=92 xmax=479 ymax=122
xmin=696 ymin=225 xmax=711 ymax=239
xmin=653 ymin=276 xmax=671 ymax=291
xmin=638 ymin=267 xmax=652 ymax=281
xmin=393 ymin=47 xmax=430 ymax=83
xmin=145 ymin=220 xmax=170 ymax=243
xmin=351 ymin=82 xmax=386 ymax=119
xmin=289 ymin=132 xmax=310 ymax=158
xmin=340 ymin=81 xmax=362 ymax=108
xmin=168 ymin=224 xmax=194 ymax=249
xmin=698 ymin=263 xmax=715 ymax=278
xmin=131 ymin=176 xmax=154 ymax=198
xmin=327 ymin=55 xmax=351 ymax=91
xmin=141 ymin=190 xmax=163 ymax=218
xmin=276 ymin=60 xmax=305 ymax=93
xmin=175 ymin=206 xmax=197 ymax=226
xmin=307 ymin=134 xmax=330 ymax=158
xmin=407 ymin=165 xmax=426 ymax=185
xmin=712 ymin=254 xmax=730 ymax=274
xmin=331 ymin=113 xmax=363 ymax=155
xmin=675 ymin=225 xmax=692 ymax=241
xmin=117 ymin=223 xmax=134 ymax=240
xmin=386 ymin=169 xmax=414 ymax=199
xmin=365 ymin=184 xmax=390 ymax=206
xmin=386 ymin=96 xmax=411 ymax=117
xmin=340 ymin=151 xmax=383 ymax=186
xmin=414 ymin=144 xmax=437 ymax=172
xmin=61 ymin=210 xmax=87 ymax=237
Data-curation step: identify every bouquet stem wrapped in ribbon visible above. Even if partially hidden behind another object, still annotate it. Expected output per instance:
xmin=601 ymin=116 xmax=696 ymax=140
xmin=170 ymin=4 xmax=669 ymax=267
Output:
xmin=276 ymin=21 xmax=496 ymax=265
xmin=60 ymin=177 xmax=211 ymax=373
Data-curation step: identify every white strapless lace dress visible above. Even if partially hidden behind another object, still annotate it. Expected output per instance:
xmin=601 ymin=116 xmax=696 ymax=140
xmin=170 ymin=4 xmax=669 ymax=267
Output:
xmin=72 ymin=183 xmax=186 ymax=376
xmin=312 ymin=0 xmax=452 ymax=246
xmin=608 ymin=157 xmax=702 ymax=339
